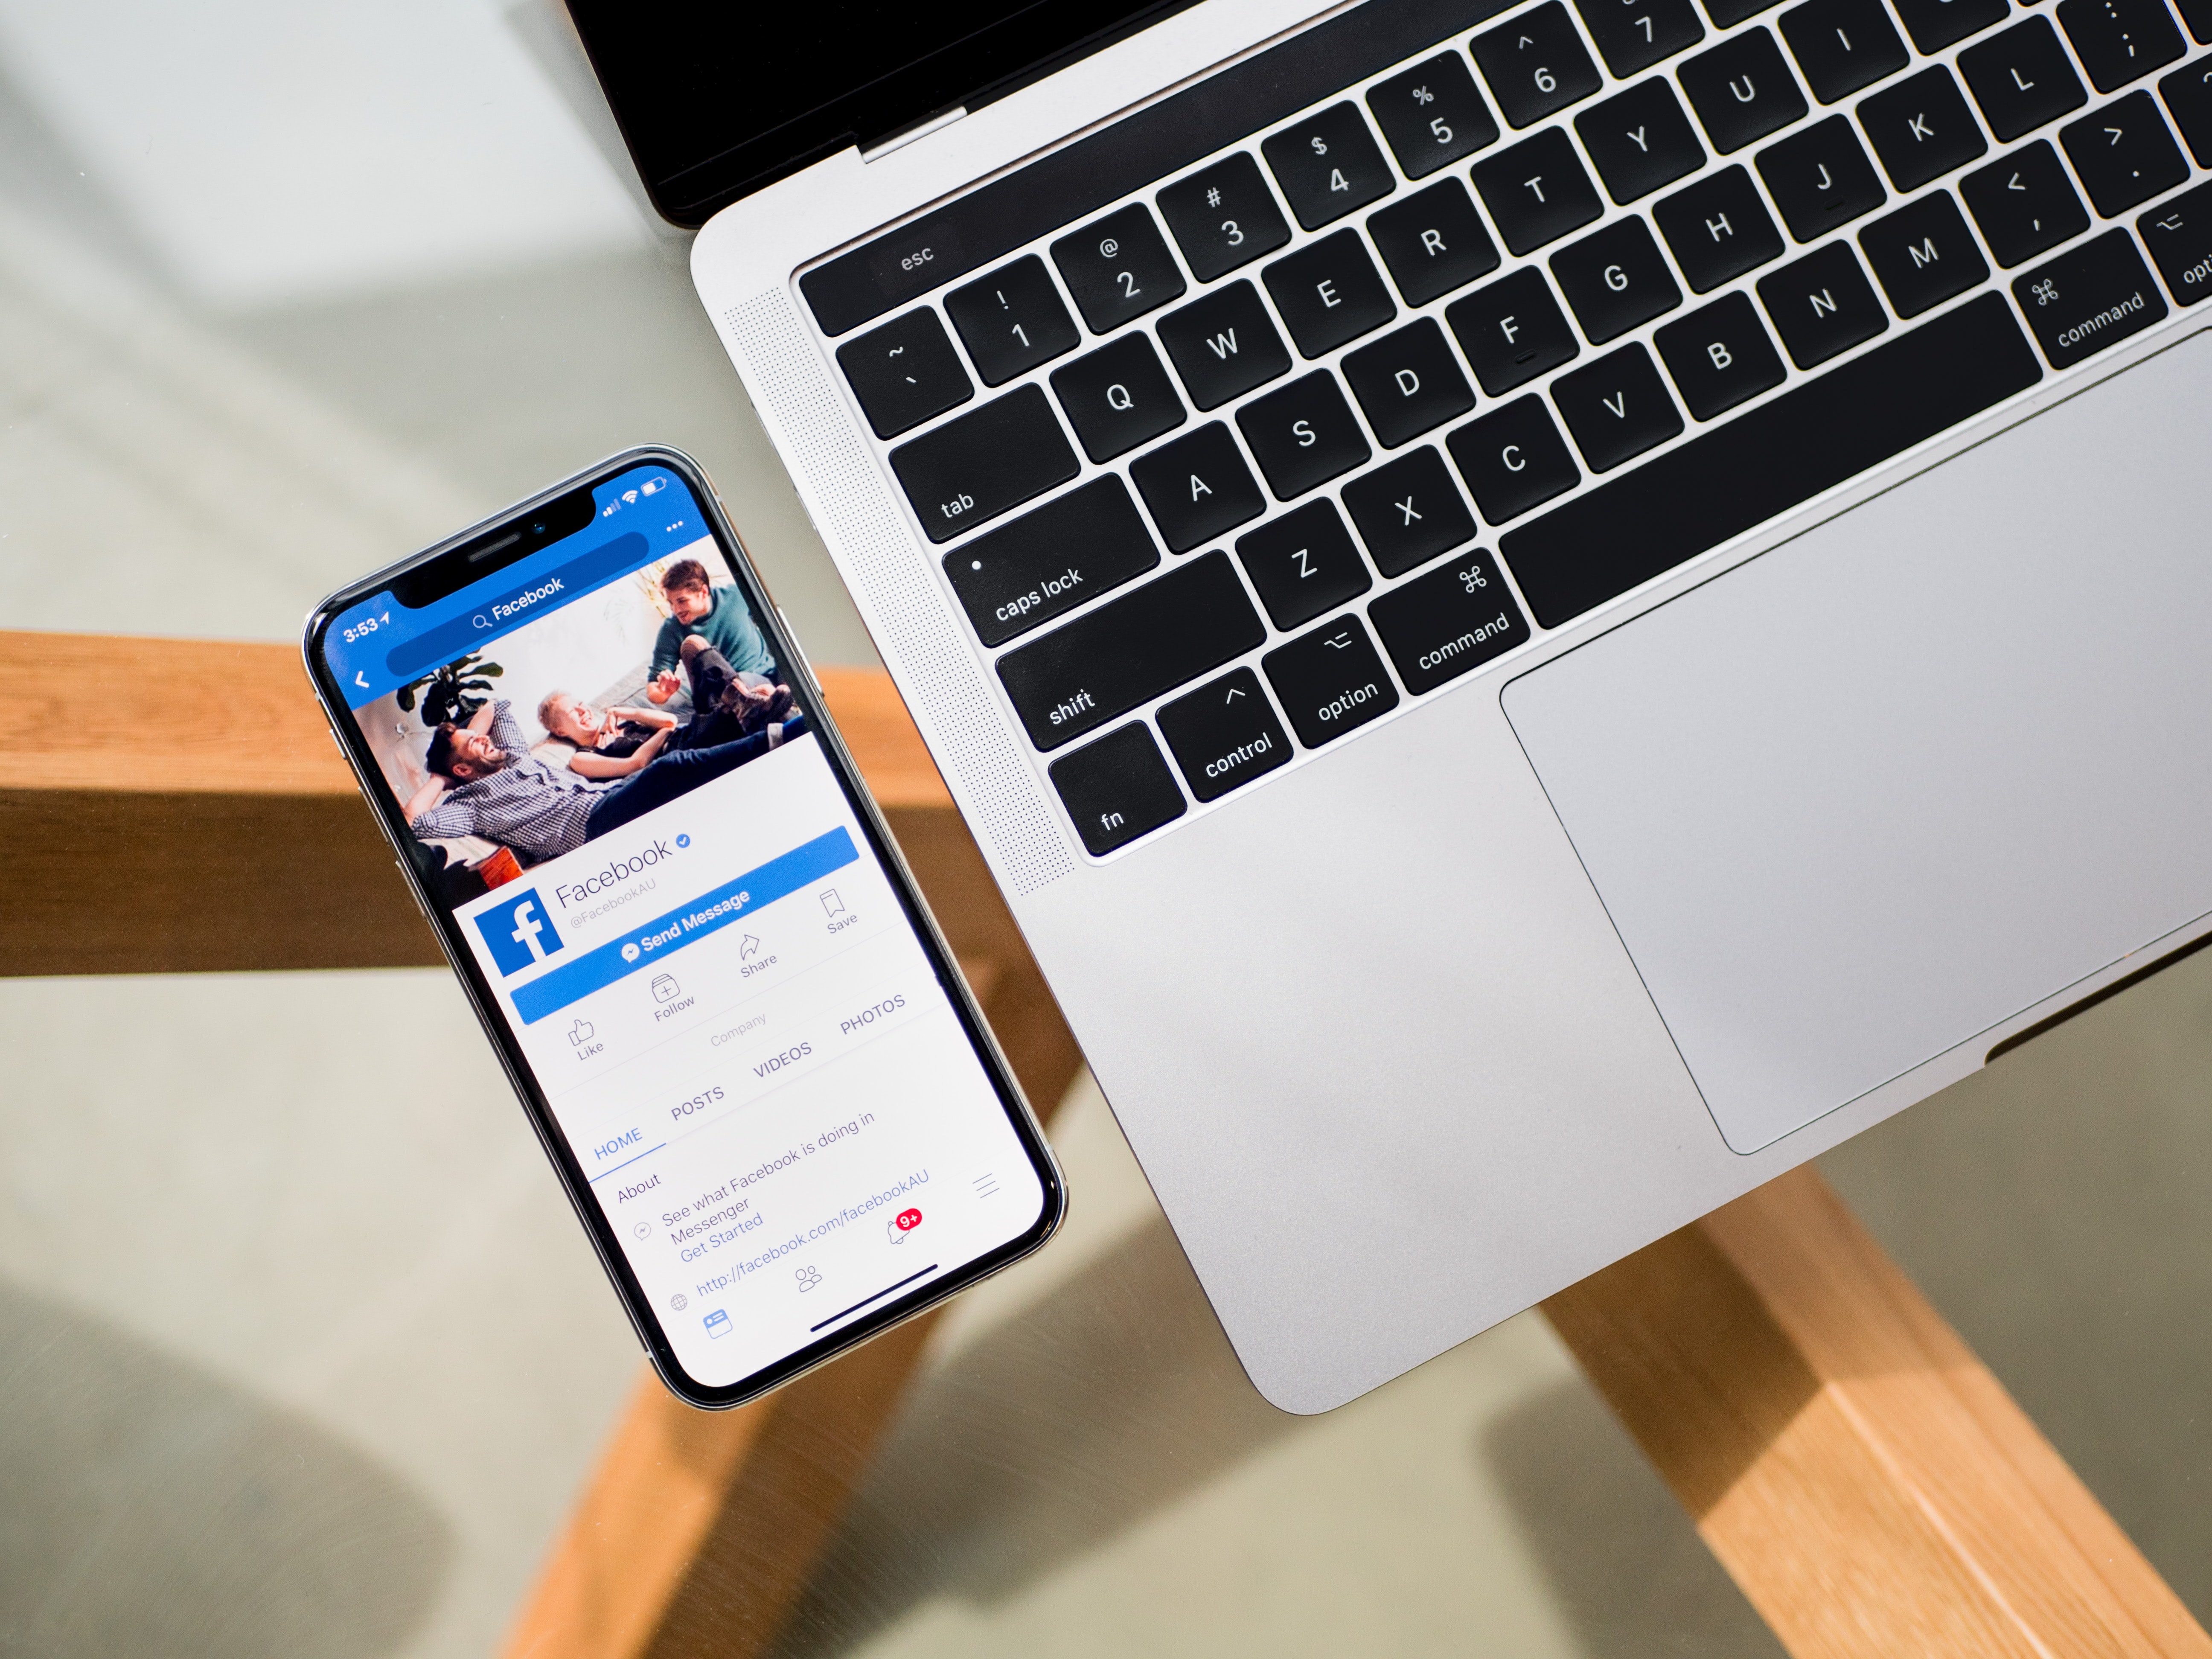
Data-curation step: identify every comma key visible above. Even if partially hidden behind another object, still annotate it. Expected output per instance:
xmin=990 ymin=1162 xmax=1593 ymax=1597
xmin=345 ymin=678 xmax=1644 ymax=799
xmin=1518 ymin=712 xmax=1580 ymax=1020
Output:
xmin=888 ymin=385 xmax=1079 ymax=544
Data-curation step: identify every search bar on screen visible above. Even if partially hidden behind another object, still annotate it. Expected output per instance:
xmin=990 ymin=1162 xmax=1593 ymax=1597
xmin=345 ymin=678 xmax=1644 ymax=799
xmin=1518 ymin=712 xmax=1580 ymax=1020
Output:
xmin=386 ymin=531 xmax=649 ymax=678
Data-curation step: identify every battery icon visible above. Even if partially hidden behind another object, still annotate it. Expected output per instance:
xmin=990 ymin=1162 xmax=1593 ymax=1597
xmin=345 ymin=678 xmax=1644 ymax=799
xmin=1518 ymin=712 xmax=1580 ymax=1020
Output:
xmin=703 ymin=1309 xmax=731 ymax=1338
xmin=640 ymin=478 xmax=667 ymax=495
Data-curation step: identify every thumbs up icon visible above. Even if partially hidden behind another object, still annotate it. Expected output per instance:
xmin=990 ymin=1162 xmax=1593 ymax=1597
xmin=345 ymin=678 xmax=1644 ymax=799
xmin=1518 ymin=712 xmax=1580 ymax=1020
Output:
xmin=568 ymin=1019 xmax=595 ymax=1046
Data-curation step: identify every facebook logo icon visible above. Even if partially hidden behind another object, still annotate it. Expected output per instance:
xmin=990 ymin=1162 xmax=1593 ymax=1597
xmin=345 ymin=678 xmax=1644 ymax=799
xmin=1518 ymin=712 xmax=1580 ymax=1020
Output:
xmin=476 ymin=891 xmax=565 ymax=976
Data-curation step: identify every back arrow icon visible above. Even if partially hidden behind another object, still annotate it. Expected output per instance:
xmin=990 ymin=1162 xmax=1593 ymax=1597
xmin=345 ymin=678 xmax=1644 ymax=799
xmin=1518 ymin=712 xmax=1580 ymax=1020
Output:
xmin=355 ymin=671 xmax=369 ymax=689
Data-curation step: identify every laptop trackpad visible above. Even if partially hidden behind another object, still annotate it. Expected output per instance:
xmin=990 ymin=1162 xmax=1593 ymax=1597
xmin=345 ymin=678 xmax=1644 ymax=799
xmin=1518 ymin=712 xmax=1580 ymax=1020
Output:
xmin=1502 ymin=330 xmax=2212 ymax=1153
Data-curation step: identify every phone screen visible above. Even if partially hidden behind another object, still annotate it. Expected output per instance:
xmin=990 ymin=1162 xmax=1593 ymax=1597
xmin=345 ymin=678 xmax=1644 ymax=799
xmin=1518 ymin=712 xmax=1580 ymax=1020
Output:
xmin=314 ymin=459 xmax=1056 ymax=1396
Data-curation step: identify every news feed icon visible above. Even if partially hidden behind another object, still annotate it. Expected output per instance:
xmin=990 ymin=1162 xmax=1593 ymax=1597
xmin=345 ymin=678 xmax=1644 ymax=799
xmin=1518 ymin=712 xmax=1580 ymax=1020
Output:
xmin=476 ymin=890 xmax=565 ymax=976
xmin=703 ymin=1309 xmax=731 ymax=1339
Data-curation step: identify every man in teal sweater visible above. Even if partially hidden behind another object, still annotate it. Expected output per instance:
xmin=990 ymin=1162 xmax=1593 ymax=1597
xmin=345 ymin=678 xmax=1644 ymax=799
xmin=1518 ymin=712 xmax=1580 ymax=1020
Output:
xmin=644 ymin=558 xmax=774 ymax=705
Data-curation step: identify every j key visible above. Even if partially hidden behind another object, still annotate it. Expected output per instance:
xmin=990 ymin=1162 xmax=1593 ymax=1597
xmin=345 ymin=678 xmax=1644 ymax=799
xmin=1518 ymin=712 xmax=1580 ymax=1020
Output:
xmin=2164 ymin=59 xmax=2212 ymax=163
xmin=837 ymin=308 xmax=973 ymax=438
xmin=1447 ymin=265 xmax=1581 ymax=393
xmin=1155 ymin=668 xmax=1295 ymax=801
xmin=1757 ymin=240 xmax=1889 ymax=366
xmin=1237 ymin=372 xmax=1373 ymax=500
xmin=1858 ymin=67 xmax=1988 ymax=193
xmin=1551 ymin=343 xmax=1685 ymax=471
xmin=1654 ymin=290 xmax=1788 ymax=418
xmin=1051 ymin=204 xmax=1186 ymax=333
xmin=1343 ymin=318 xmax=1477 ymax=447
xmin=1366 ymin=52 xmax=1501 ymax=178
xmin=2058 ymin=0 xmax=2184 ymax=91
xmin=1576 ymin=78 xmax=1707 ymax=203
xmin=1263 ymin=230 xmax=1399 ymax=357
xmin=1446 ymin=395 xmax=1582 ymax=521
xmin=997 ymin=549 xmax=1265 ymax=750
xmin=1550 ymin=215 xmax=1684 ymax=341
xmin=2062 ymin=92 xmax=2190 ymax=215
xmin=1050 ymin=333 xmax=1186 ymax=462
xmin=1341 ymin=445 xmax=1481 ymax=575
xmin=943 ymin=256 xmax=1080 ymax=386
xmin=2139 ymin=180 xmax=2212 ymax=303
xmin=1367 ymin=549 xmax=1531 ymax=694
xmin=1679 ymin=29 xmax=1809 ymax=154
xmin=889 ymin=384 xmax=1078 ymax=542
xmin=1890 ymin=0 xmax=2008 ymax=54
xmin=945 ymin=476 xmax=1161 ymax=646
xmin=1705 ymin=0 xmax=1785 ymax=30
xmin=1158 ymin=153 xmax=1293 ymax=283
xmin=1572 ymin=0 xmax=1707 ymax=78
xmin=1261 ymin=616 xmax=1401 ymax=747
xmin=1129 ymin=422 xmax=1267 ymax=552
xmin=1757 ymin=116 xmax=1886 ymax=241
xmin=1261 ymin=103 xmax=1396 ymax=230
xmin=1779 ymin=0 xmax=1908 ymax=105
xmin=1471 ymin=128 xmax=1604 ymax=254
xmin=1655 ymin=164 xmax=1786 ymax=288
xmin=1155 ymin=281 xmax=1292 ymax=410
xmin=1234 ymin=499 xmax=1375 ymax=630
xmin=1048 ymin=724 xmax=1187 ymax=854
xmin=1961 ymin=141 xmax=2090 ymax=266
xmin=1367 ymin=180 xmax=1503 ymax=306
xmin=1858 ymin=190 xmax=1990 ymax=316
xmin=1472 ymin=3 xmax=1605 ymax=128
xmin=2012 ymin=227 xmax=2169 ymax=365
xmin=1959 ymin=18 xmax=2088 ymax=142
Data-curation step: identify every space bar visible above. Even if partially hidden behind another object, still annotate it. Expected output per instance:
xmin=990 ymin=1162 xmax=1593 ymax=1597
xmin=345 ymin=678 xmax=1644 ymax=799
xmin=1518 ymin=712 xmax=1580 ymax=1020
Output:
xmin=1498 ymin=294 xmax=2043 ymax=631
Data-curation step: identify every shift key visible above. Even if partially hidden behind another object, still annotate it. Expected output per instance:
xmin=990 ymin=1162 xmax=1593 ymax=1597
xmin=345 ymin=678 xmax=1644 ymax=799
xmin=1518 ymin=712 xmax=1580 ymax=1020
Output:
xmin=889 ymin=384 xmax=1079 ymax=543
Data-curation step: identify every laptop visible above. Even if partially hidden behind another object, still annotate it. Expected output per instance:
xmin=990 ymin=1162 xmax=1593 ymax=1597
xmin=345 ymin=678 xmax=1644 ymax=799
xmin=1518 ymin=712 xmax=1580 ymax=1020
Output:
xmin=566 ymin=0 xmax=2212 ymax=1412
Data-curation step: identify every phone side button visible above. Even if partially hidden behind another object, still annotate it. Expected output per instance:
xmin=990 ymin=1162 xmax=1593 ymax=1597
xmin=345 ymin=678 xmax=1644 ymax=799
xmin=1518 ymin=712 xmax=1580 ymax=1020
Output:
xmin=774 ymin=606 xmax=820 ymax=696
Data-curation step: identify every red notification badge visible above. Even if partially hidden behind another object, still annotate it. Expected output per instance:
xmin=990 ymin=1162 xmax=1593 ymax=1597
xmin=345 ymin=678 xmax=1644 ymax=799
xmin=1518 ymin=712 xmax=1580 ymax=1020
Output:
xmin=895 ymin=1208 xmax=923 ymax=1231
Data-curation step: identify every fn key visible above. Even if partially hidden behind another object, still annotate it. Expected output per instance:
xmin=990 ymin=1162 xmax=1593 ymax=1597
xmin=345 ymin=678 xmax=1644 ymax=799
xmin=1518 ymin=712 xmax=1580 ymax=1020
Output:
xmin=1049 ymin=725 xmax=1187 ymax=855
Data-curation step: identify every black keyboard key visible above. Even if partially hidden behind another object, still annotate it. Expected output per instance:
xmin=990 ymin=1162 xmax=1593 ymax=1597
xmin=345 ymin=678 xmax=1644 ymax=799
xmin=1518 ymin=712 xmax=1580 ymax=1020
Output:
xmin=1679 ymin=29 xmax=1809 ymax=154
xmin=1237 ymin=372 xmax=1374 ymax=499
xmin=1655 ymin=290 xmax=1789 ymax=417
xmin=1156 ymin=669 xmax=1295 ymax=800
xmin=1344 ymin=319 xmax=1477 ymax=446
xmin=1129 ymin=423 xmax=1267 ymax=551
xmin=1342 ymin=446 xmax=1481 ymax=574
xmin=1049 ymin=725 xmax=1187 ymax=854
xmin=890 ymin=384 xmax=1078 ymax=542
xmin=1551 ymin=343 xmax=1686 ymax=470
xmin=1261 ymin=617 xmax=1401 ymax=746
xmin=997 ymin=550 xmax=1265 ymax=749
xmin=1158 ymin=153 xmax=1293 ymax=283
xmin=1577 ymin=79 xmax=1707 ymax=203
xmin=1705 ymin=0 xmax=1784 ymax=28
xmin=1501 ymin=293 xmax=2039 ymax=626
xmin=1156 ymin=281 xmax=1292 ymax=409
xmin=1859 ymin=190 xmax=1991 ymax=315
xmin=1368 ymin=180 xmax=1503 ymax=306
xmin=1959 ymin=19 xmax=2089 ymax=142
xmin=1368 ymin=550 xmax=1532 ymax=693
xmin=2165 ymin=58 xmax=2212 ymax=163
xmin=1471 ymin=128 xmax=1605 ymax=253
xmin=1234 ymin=499 xmax=1375 ymax=629
xmin=1961 ymin=140 xmax=2091 ymax=264
xmin=837 ymin=309 xmax=973 ymax=438
xmin=1447 ymin=396 xmax=1582 ymax=521
xmin=1051 ymin=204 xmax=1186 ymax=333
xmin=1779 ymin=0 xmax=1909 ymax=104
xmin=946 ymin=476 xmax=1161 ymax=646
xmin=2140 ymin=180 xmax=2212 ymax=301
xmin=1050 ymin=333 xmax=1186 ymax=462
xmin=2058 ymin=0 xmax=2185 ymax=90
xmin=944 ymin=257 xmax=1080 ymax=386
xmin=1263 ymin=230 xmax=1399 ymax=356
xmin=1891 ymin=0 xmax=2009 ymax=54
xmin=1550 ymin=215 xmax=1685 ymax=341
xmin=2062 ymin=92 xmax=2190 ymax=215
xmin=1472 ymin=3 xmax=1605 ymax=127
xmin=1758 ymin=241 xmax=1889 ymax=365
xmin=1447 ymin=266 xmax=1582 ymax=393
xmin=1655 ymin=165 xmax=1787 ymax=288
xmin=1758 ymin=116 xmax=1887 ymax=240
xmin=1367 ymin=52 xmax=1502 ymax=178
xmin=1261 ymin=102 xmax=1397 ymax=229
xmin=2012 ymin=227 xmax=2169 ymax=364
xmin=2183 ymin=0 xmax=2212 ymax=40
xmin=1574 ymin=0 xmax=1707 ymax=77
xmin=1858 ymin=67 xmax=1990 ymax=192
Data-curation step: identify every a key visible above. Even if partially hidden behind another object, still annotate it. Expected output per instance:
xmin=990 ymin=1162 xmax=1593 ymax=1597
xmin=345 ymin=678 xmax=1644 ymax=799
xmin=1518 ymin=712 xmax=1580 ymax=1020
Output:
xmin=2012 ymin=228 xmax=2170 ymax=364
xmin=2138 ymin=179 xmax=2212 ymax=303
xmin=1236 ymin=372 xmax=1373 ymax=500
xmin=1573 ymin=0 xmax=1707 ymax=78
xmin=1341 ymin=446 xmax=1481 ymax=575
xmin=1779 ymin=0 xmax=1909 ymax=105
xmin=1654 ymin=164 xmax=1787 ymax=288
xmin=1366 ymin=52 xmax=1501 ymax=178
xmin=2163 ymin=58 xmax=2212 ymax=163
xmin=1235 ymin=499 xmax=1375 ymax=629
xmin=1654 ymin=290 xmax=1789 ymax=418
xmin=1679 ymin=29 xmax=1809 ymax=153
xmin=1447 ymin=265 xmax=1582 ymax=393
xmin=1757 ymin=115 xmax=1887 ymax=241
xmin=1446 ymin=395 xmax=1582 ymax=521
xmin=1857 ymin=66 xmax=1989 ymax=193
xmin=1263 ymin=229 xmax=1399 ymax=356
xmin=1155 ymin=668 xmax=1296 ymax=800
xmin=1858 ymin=190 xmax=1991 ymax=316
xmin=2058 ymin=0 xmax=2185 ymax=91
xmin=1959 ymin=18 xmax=2089 ymax=143
xmin=1157 ymin=153 xmax=1293 ymax=283
xmin=1050 ymin=204 xmax=1186 ymax=333
xmin=1757 ymin=240 xmax=1889 ymax=366
xmin=2061 ymin=92 xmax=2190 ymax=216
xmin=1366 ymin=549 xmax=1531 ymax=693
xmin=888 ymin=384 xmax=1079 ymax=542
xmin=1050 ymin=333 xmax=1187 ymax=461
xmin=1471 ymin=127 xmax=1604 ymax=253
xmin=1261 ymin=102 xmax=1396 ymax=229
xmin=836 ymin=308 xmax=973 ymax=438
xmin=1260 ymin=616 xmax=1401 ymax=747
xmin=1551 ymin=343 xmax=1686 ymax=471
xmin=1550 ymin=215 xmax=1685 ymax=341
xmin=1703 ymin=0 xmax=1786 ymax=29
xmin=1890 ymin=0 xmax=2008 ymax=54
xmin=1367 ymin=180 xmax=1503 ymax=306
xmin=1472 ymin=3 xmax=1605 ymax=128
xmin=1129 ymin=422 xmax=1268 ymax=551
xmin=1048 ymin=724 xmax=1187 ymax=854
xmin=943 ymin=257 xmax=1080 ymax=386
xmin=944 ymin=476 xmax=1161 ymax=646
xmin=997 ymin=549 xmax=1266 ymax=750
xmin=1576 ymin=78 xmax=1708 ymax=203
xmin=1155 ymin=281 xmax=1292 ymax=410
xmin=1960 ymin=140 xmax=2091 ymax=265
xmin=1343 ymin=319 xmax=1477 ymax=447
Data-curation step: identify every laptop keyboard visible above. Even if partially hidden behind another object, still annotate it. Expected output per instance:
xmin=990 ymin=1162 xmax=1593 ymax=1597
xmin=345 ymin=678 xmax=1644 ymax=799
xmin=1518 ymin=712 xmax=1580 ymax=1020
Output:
xmin=801 ymin=0 xmax=2212 ymax=858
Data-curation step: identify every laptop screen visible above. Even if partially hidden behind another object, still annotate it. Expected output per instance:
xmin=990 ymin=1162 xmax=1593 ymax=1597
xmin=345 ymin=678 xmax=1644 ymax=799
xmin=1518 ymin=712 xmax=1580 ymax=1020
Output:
xmin=568 ymin=0 xmax=1203 ymax=227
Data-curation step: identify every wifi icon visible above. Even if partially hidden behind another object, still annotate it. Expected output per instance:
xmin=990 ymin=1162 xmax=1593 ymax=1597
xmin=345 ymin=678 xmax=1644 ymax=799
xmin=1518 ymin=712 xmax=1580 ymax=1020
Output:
xmin=623 ymin=489 xmax=639 ymax=503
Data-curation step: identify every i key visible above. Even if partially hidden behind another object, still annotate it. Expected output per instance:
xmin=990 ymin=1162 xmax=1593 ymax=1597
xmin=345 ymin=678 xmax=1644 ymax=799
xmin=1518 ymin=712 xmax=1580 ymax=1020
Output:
xmin=1779 ymin=0 xmax=1909 ymax=105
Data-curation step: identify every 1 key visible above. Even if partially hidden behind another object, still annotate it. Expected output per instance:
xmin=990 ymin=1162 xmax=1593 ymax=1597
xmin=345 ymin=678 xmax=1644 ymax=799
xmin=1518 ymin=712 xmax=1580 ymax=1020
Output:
xmin=944 ymin=256 xmax=1080 ymax=385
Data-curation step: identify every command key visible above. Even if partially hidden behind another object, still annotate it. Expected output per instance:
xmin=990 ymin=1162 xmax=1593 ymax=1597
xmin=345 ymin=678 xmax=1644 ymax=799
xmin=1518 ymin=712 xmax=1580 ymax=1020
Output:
xmin=2011 ymin=229 xmax=2170 ymax=368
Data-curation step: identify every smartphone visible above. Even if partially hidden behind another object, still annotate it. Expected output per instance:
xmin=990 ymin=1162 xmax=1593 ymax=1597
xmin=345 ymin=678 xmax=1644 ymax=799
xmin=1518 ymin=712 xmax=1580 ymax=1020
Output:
xmin=304 ymin=447 xmax=1063 ymax=1406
